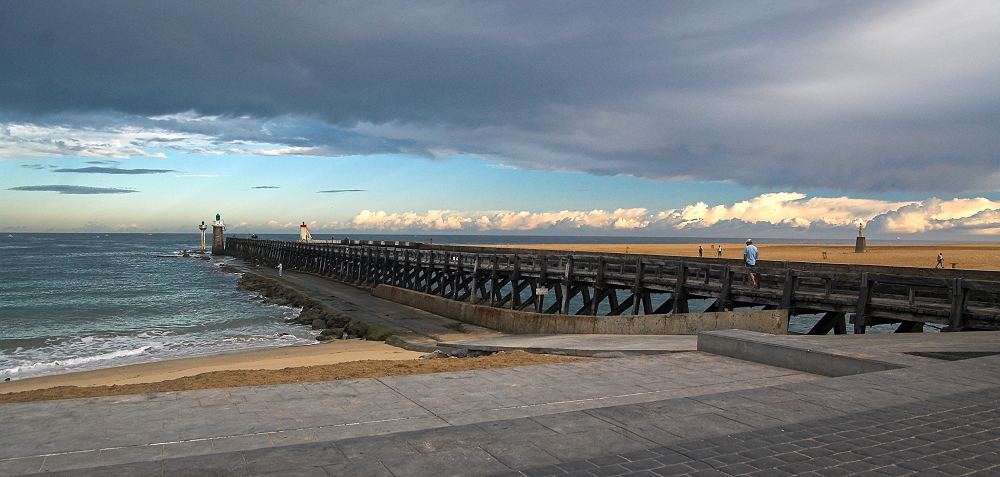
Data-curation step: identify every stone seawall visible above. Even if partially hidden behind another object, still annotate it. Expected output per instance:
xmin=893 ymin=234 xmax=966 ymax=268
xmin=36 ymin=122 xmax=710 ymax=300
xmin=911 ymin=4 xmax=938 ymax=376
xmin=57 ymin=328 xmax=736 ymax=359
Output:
xmin=373 ymin=285 xmax=787 ymax=335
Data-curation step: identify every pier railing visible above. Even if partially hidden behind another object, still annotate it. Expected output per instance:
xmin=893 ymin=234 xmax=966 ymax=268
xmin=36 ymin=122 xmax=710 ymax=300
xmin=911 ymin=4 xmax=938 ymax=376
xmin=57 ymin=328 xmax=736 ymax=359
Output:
xmin=224 ymin=238 xmax=1000 ymax=334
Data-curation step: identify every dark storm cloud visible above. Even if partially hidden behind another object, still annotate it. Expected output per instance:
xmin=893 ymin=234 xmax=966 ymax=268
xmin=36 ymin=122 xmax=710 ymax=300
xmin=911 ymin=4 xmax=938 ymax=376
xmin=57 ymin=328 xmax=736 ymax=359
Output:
xmin=251 ymin=186 xmax=279 ymax=189
xmin=52 ymin=167 xmax=176 ymax=174
xmin=1 ymin=1 xmax=998 ymax=193
xmin=9 ymin=185 xmax=138 ymax=194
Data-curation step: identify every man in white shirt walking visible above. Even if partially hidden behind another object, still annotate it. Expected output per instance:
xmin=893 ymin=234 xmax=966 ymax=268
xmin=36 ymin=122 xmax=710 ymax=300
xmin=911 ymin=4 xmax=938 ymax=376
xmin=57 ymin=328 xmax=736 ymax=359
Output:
xmin=743 ymin=239 xmax=758 ymax=288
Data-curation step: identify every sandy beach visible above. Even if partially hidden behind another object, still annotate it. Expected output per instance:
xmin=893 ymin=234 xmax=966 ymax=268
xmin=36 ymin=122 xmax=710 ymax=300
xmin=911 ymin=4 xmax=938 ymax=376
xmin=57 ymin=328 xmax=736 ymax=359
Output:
xmin=503 ymin=243 xmax=1000 ymax=271
xmin=1 ymin=340 xmax=424 ymax=394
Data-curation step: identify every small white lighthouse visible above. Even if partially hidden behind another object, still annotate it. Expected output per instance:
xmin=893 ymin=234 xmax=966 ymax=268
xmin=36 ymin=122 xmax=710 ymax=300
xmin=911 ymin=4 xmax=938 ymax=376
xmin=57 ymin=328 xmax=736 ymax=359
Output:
xmin=212 ymin=214 xmax=226 ymax=255
xmin=198 ymin=221 xmax=208 ymax=252
xmin=298 ymin=222 xmax=313 ymax=242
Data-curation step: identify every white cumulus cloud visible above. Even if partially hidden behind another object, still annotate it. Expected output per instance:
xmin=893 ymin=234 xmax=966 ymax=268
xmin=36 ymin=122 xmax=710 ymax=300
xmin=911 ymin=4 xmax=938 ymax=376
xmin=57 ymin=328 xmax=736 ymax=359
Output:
xmin=657 ymin=193 xmax=914 ymax=230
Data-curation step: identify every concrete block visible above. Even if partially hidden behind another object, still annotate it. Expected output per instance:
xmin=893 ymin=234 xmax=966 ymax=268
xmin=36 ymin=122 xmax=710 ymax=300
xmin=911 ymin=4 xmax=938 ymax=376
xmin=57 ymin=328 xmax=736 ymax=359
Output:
xmin=697 ymin=330 xmax=908 ymax=377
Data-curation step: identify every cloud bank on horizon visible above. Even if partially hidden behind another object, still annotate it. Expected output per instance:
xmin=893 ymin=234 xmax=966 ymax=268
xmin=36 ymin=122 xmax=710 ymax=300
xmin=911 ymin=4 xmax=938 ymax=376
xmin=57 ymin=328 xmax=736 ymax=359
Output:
xmin=30 ymin=192 xmax=999 ymax=236
xmin=1 ymin=1 xmax=1000 ymax=236
xmin=262 ymin=194 xmax=997 ymax=238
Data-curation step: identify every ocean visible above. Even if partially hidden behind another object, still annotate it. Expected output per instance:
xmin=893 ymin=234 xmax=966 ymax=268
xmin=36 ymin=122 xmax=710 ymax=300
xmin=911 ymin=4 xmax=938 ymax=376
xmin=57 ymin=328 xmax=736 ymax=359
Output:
xmin=0 ymin=233 xmax=316 ymax=381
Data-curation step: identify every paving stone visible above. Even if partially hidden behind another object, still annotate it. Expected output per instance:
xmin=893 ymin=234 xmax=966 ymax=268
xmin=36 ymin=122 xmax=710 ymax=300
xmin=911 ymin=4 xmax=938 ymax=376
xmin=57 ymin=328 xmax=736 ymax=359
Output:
xmin=776 ymin=460 xmax=821 ymax=474
xmin=483 ymin=440 xmax=561 ymax=469
xmin=715 ymin=462 xmax=758 ymax=475
xmin=621 ymin=459 xmax=660 ymax=471
xmin=836 ymin=459 xmax=879 ymax=473
xmin=477 ymin=418 xmax=561 ymax=440
xmin=38 ymin=450 xmax=100 ymax=472
xmin=620 ymin=450 xmax=661 ymax=462
xmin=533 ymin=428 xmax=649 ymax=462
xmin=703 ymin=452 xmax=749 ymax=466
xmin=521 ymin=464 xmax=564 ymax=477
xmin=650 ymin=463 xmax=697 ymax=476
xmin=242 ymin=442 xmax=345 ymax=475
xmin=26 ymin=459 xmax=164 ymax=477
xmin=588 ymin=455 xmax=630 ymax=466
xmin=161 ymin=451 xmax=249 ymax=476
xmin=383 ymin=446 xmax=510 ymax=477
xmin=811 ymin=466 xmax=854 ymax=477
xmin=557 ymin=460 xmax=599 ymax=472
xmin=589 ymin=464 xmax=630 ymax=476
xmin=0 ymin=456 xmax=44 ymax=476
xmin=256 ymin=466 xmax=330 ymax=477
xmin=871 ymin=464 xmax=912 ymax=476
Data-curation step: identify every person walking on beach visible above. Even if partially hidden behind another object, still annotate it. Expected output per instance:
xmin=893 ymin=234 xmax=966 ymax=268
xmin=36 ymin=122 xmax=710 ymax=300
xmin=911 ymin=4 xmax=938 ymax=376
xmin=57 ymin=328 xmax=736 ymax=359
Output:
xmin=744 ymin=239 xmax=758 ymax=287
xmin=277 ymin=262 xmax=283 ymax=276
xmin=698 ymin=245 xmax=703 ymax=257
xmin=717 ymin=245 xmax=722 ymax=258
xmin=936 ymin=253 xmax=944 ymax=268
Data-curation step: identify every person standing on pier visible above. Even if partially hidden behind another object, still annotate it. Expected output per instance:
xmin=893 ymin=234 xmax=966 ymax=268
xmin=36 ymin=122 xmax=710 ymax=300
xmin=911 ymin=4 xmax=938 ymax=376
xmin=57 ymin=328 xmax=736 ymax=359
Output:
xmin=743 ymin=239 xmax=758 ymax=287
xmin=277 ymin=262 xmax=283 ymax=277
xmin=698 ymin=245 xmax=703 ymax=257
xmin=717 ymin=245 xmax=722 ymax=258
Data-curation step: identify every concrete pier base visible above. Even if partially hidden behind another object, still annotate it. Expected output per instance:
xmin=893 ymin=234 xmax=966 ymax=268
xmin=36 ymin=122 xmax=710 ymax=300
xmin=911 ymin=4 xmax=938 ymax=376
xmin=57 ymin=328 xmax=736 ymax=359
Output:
xmin=374 ymin=284 xmax=788 ymax=335
xmin=697 ymin=328 xmax=1000 ymax=376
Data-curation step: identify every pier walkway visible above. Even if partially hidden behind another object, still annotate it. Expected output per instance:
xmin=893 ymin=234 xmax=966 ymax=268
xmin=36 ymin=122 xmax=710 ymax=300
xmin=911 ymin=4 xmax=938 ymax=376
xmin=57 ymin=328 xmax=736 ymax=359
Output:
xmin=233 ymin=262 xmax=505 ymax=352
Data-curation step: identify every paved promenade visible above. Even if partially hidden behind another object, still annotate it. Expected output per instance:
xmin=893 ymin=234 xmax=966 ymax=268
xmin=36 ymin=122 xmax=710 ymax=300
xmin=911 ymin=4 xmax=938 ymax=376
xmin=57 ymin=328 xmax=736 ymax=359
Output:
xmin=2 ymin=344 xmax=999 ymax=476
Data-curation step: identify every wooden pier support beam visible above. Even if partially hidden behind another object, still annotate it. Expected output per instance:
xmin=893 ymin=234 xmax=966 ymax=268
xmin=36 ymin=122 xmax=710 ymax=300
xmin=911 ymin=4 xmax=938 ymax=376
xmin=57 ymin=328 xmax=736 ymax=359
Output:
xmin=854 ymin=272 xmax=873 ymax=334
xmin=560 ymin=257 xmax=574 ymax=315
xmin=807 ymin=312 xmax=847 ymax=335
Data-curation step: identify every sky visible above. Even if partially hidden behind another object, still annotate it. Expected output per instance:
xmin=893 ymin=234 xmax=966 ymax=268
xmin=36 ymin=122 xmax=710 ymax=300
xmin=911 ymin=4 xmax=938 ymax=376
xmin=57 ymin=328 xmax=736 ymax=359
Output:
xmin=2 ymin=1 xmax=1000 ymax=241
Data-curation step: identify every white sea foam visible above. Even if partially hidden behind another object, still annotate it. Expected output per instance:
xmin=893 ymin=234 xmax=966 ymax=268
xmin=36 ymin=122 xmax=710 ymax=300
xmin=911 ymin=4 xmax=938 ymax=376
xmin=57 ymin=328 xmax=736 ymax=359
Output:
xmin=0 ymin=327 xmax=316 ymax=380
xmin=1 ymin=345 xmax=153 ymax=377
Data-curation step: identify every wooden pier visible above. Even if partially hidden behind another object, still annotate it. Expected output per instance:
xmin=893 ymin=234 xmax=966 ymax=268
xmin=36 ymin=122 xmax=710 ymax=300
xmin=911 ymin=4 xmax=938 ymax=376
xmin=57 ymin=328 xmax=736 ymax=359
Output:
xmin=224 ymin=238 xmax=1000 ymax=334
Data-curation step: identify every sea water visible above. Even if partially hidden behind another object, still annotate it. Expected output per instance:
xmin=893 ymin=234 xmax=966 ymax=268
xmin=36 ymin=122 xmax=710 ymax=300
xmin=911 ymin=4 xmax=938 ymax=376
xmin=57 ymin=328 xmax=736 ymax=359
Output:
xmin=0 ymin=233 xmax=316 ymax=381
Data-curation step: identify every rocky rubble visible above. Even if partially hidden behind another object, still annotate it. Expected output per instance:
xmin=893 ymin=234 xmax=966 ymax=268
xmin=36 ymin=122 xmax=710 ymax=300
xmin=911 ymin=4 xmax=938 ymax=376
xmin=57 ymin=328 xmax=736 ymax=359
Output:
xmin=234 ymin=271 xmax=394 ymax=342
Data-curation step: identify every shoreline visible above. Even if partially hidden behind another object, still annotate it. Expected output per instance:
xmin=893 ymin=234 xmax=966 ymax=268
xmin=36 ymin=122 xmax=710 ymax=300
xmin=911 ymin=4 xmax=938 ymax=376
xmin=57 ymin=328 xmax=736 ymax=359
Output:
xmin=0 ymin=340 xmax=425 ymax=394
